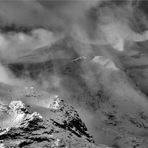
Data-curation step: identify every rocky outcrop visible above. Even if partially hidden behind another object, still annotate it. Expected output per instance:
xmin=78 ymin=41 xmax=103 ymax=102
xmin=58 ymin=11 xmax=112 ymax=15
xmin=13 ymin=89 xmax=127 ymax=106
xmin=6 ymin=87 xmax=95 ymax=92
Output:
xmin=0 ymin=88 xmax=111 ymax=148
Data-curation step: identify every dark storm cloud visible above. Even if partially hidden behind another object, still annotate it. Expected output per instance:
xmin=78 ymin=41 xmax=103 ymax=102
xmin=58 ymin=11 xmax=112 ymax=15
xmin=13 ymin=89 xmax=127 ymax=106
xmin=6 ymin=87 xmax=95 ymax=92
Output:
xmin=0 ymin=0 xmax=66 ymax=30
xmin=0 ymin=0 xmax=100 ymax=32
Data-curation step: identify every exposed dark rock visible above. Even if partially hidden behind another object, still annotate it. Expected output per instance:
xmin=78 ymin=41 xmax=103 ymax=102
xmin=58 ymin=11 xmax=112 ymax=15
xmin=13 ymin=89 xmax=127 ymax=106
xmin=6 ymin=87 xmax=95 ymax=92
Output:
xmin=0 ymin=89 xmax=111 ymax=148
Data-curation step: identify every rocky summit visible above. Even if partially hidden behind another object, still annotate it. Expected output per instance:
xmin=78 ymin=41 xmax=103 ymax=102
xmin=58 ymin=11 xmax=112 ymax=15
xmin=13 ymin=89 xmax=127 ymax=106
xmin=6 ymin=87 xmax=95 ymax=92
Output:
xmin=0 ymin=87 xmax=111 ymax=148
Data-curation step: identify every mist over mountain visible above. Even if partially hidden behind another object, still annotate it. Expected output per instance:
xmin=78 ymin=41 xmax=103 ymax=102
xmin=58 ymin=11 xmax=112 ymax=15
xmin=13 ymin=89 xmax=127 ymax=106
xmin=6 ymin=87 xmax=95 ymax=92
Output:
xmin=0 ymin=0 xmax=148 ymax=147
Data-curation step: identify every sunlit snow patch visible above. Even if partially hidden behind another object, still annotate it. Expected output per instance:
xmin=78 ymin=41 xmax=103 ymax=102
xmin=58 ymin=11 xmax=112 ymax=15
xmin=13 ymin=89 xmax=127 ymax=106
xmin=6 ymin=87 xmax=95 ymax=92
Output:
xmin=0 ymin=101 xmax=42 ymax=129
xmin=91 ymin=56 xmax=119 ymax=71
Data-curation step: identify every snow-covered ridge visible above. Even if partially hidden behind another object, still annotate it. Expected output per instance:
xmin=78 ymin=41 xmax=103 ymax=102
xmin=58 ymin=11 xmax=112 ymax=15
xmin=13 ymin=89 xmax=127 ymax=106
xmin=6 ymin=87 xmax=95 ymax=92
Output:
xmin=91 ymin=56 xmax=119 ymax=71
xmin=0 ymin=95 xmax=111 ymax=148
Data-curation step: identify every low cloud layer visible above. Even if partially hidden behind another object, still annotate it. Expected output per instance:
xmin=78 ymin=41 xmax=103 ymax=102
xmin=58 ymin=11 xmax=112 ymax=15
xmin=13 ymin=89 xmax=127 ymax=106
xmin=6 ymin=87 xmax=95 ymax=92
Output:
xmin=0 ymin=29 xmax=62 ymax=62
xmin=0 ymin=0 xmax=148 ymax=107
xmin=0 ymin=0 xmax=148 ymax=111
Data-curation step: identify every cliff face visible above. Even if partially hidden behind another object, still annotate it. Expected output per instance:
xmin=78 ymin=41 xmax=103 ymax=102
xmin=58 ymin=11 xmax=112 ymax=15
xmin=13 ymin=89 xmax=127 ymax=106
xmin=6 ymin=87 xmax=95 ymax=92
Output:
xmin=0 ymin=87 xmax=111 ymax=148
